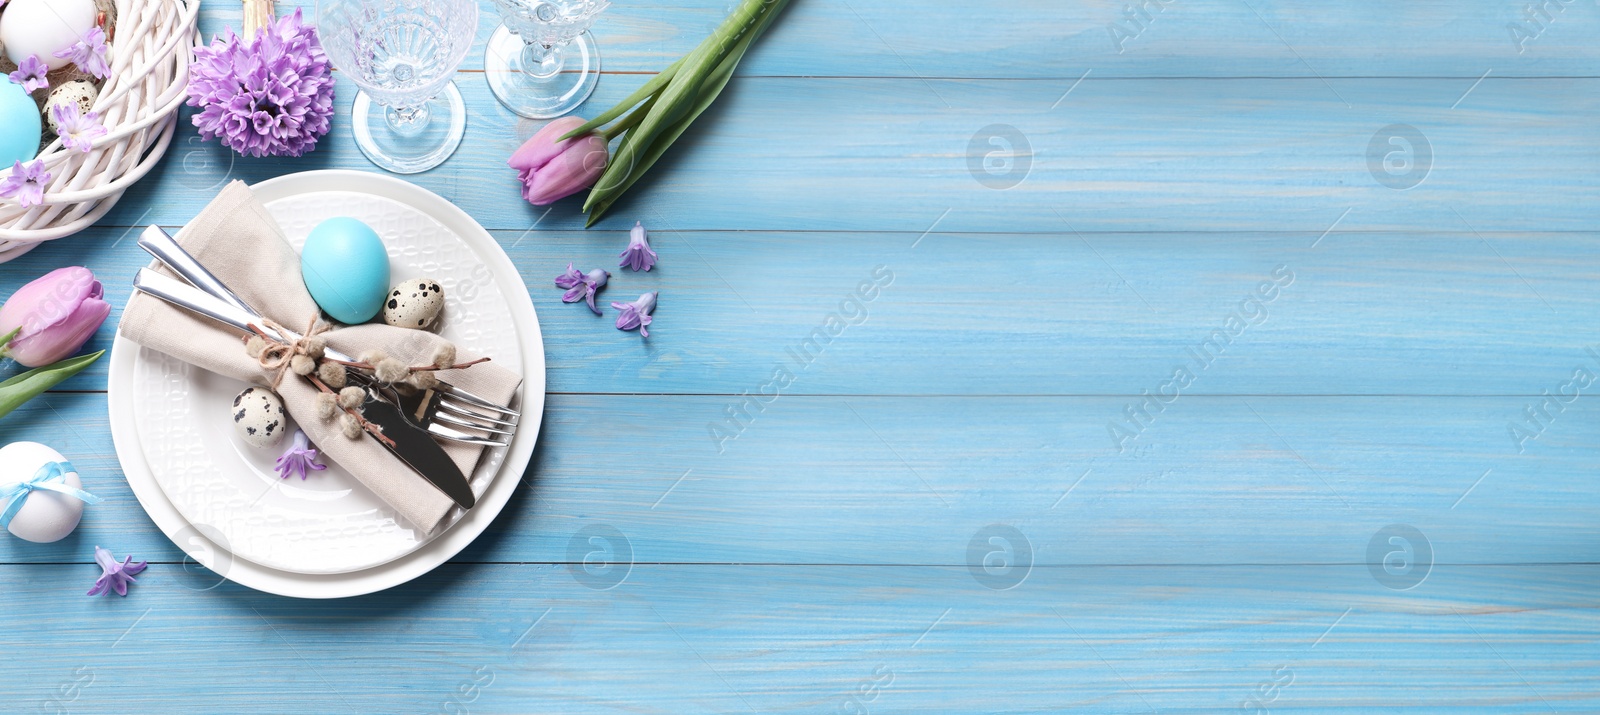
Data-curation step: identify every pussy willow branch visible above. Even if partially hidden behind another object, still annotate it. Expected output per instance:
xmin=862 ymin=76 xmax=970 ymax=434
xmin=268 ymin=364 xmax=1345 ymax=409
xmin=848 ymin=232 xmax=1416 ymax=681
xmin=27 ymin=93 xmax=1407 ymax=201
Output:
xmin=319 ymin=356 xmax=491 ymax=373
xmin=307 ymin=373 xmax=396 ymax=448
xmin=241 ymin=324 xmax=397 ymax=448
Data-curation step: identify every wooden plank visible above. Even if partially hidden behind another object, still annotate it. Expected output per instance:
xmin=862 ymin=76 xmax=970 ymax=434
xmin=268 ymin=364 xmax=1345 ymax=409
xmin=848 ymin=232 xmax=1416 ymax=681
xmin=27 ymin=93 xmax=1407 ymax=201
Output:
xmin=26 ymin=225 xmax=1600 ymax=396
xmin=201 ymin=0 xmax=1600 ymax=78
xmin=6 ymin=392 xmax=1596 ymax=566
xmin=89 ymin=76 xmax=1600 ymax=233
xmin=3 ymin=563 xmax=1596 ymax=712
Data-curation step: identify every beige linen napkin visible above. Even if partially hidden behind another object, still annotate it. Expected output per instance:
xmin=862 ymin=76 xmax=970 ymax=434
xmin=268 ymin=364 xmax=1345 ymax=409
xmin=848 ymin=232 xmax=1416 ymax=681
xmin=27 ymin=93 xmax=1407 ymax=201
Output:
xmin=119 ymin=181 xmax=521 ymax=533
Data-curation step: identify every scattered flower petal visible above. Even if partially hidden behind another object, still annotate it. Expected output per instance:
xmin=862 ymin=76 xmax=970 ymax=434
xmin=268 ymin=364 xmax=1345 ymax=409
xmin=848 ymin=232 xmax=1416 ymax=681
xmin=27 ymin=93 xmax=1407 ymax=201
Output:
xmin=87 ymin=546 xmax=147 ymax=597
xmin=274 ymin=430 xmax=327 ymax=480
xmin=8 ymin=55 xmax=49 ymax=93
xmin=54 ymin=27 xmax=111 ymax=80
xmin=611 ymin=292 xmax=657 ymax=338
xmin=52 ymin=104 xmax=106 ymax=153
xmin=619 ymin=221 xmax=657 ymax=272
xmin=0 ymin=161 xmax=51 ymax=209
xmin=555 ymin=263 xmax=609 ymax=315
xmin=555 ymin=264 xmax=581 ymax=285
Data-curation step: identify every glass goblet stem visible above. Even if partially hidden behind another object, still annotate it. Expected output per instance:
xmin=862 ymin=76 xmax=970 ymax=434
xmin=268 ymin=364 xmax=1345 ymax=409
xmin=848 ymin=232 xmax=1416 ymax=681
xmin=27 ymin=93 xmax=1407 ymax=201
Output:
xmin=520 ymin=39 xmax=570 ymax=79
xmin=386 ymin=104 xmax=433 ymax=136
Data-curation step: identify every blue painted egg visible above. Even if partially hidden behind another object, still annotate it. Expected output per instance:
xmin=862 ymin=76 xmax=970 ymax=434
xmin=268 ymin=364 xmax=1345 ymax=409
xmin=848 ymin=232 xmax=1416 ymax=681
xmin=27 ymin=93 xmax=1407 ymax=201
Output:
xmin=0 ymin=81 xmax=41 ymax=166
xmin=300 ymin=217 xmax=391 ymax=324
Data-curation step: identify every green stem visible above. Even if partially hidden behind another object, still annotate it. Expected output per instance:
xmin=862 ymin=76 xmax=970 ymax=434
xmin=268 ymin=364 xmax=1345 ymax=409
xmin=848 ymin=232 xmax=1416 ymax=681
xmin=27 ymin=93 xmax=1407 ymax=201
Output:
xmin=0 ymin=350 xmax=104 ymax=421
xmin=584 ymin=0 xmax=775 ymax=213
xmin=560 ymin=56 xmax=689 ymax=141
xmin=601 ymin=92 xmax=660 ymax=140
xmin=582 ymin=0 xmax=789 ymax=224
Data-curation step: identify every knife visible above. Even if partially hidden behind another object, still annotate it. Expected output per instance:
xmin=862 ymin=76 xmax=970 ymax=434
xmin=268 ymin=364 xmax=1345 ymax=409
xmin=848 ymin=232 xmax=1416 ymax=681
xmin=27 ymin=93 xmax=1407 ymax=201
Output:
xmin=357 ymin=388 xmax=477 ymax=510
xmin=132 ymin=269 xmax=477 ymax=510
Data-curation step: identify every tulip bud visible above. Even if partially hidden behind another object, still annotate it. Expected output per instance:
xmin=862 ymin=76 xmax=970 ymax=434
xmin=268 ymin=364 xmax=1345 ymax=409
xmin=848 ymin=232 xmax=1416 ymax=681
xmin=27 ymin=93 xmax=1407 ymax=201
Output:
xmin=508 ymin=116 xmax=610 ymax=206
xmin=0 ymin=267 xmax=112 ymax=367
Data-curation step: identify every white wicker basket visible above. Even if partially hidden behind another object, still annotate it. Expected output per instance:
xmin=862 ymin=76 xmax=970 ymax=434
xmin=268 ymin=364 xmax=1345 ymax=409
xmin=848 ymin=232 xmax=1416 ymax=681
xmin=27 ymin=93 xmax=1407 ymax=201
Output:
xmin=0 ymin=0 xmax=200 ymax=259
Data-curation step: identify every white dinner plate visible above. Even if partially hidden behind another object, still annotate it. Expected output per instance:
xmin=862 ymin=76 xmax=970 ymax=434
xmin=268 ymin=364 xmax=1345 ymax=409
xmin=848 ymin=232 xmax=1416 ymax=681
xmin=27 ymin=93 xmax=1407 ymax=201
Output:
xmin=108 ymin=171 xmax=545 ymax=597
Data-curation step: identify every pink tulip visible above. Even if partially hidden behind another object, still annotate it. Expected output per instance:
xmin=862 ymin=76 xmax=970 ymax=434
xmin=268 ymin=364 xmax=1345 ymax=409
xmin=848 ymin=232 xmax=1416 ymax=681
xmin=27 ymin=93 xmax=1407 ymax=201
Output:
xmin=0 ymin=267 xmax=111 ymax=367
xmin=508 ymin=116 xmax=610 ymax=206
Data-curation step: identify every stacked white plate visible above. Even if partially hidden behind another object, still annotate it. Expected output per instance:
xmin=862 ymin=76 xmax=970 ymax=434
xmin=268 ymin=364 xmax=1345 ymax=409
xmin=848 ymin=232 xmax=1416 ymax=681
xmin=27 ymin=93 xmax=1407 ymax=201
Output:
xmin=108 ymin=171 xmax=545 ymax=598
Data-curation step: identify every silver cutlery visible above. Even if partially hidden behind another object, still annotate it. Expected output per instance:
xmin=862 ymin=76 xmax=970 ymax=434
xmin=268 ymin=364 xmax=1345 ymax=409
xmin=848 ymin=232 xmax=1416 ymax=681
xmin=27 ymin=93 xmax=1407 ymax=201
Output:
xmin=131 ymin=265 xmax=512 ymax=449
xmin=132 ymin=269 xmax=480 ymax=508
xmin=135 ymin=225 xmax=517 ymax=447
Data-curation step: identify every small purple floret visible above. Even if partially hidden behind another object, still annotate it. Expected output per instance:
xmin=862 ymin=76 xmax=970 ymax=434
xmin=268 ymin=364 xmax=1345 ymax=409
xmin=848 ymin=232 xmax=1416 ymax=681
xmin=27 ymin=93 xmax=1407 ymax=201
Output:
xmin=275 ymin=430 xmax=327 ymax=480
xmin=619 ymin=222 xmax=657 ymax=272
xmin=611 ymin=292 xmax=657 ymax=338
xmin=8 ymin=55 xmax=49 ymax=93
xmin=87 ymin=546 xmax=147 ymax=597
xmin=54 ymin=27 xmax=111 ymax=79
xmin=555 ymin=263 xmax=609 ymax=315
xmin=53 ymin=104 xmax=106 ymax=153
xmin=0 ymin=161 xmax=51 ymax=209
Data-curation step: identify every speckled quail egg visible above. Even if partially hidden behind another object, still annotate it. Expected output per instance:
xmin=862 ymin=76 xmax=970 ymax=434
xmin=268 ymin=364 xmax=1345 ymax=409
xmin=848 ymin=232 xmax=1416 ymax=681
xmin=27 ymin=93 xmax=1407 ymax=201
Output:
xmin=382 ymin=278 xmax=444 ymax=330
xmin=231 ymin=386 xmax=287 ymax=449
xmin=43 ymin=81 xmax=98 ymax=135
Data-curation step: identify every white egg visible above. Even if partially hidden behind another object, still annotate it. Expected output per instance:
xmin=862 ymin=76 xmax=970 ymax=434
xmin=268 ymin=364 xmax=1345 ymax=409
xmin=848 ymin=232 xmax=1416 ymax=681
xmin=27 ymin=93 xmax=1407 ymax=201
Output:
xmin=0 ymin=0 xmax=98 ymax=71
xmin=43 ymin=80 xmax=98 ymax=135
xmin=383 ymin=278 xmax=445 ymax=330
xmin=0 ymin=441 xmax=87 ymax=543
xmin=231 ymin=386 xmax=288 ymax=449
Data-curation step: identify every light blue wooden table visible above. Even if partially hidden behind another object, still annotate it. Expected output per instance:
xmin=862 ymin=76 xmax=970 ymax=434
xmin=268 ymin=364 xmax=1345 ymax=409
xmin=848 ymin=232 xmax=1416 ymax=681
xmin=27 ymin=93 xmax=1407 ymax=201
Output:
xmin=5 ymin=0 xmax=1599 ymax=711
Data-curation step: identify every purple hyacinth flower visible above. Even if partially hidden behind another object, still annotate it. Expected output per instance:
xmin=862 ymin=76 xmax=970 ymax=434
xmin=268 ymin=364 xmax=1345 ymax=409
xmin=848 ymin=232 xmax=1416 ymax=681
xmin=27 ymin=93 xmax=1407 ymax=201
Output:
xmin=0 ymin=161 xmax=50 ymax=209
xmin=555 ymin=262 xmax=587 ymax=303
xmin=579 ymin=269 xmax=609 ymax=314
xmin=555 ymin=263 xmax=584 ymax=290
xmin=53 ymin=104 xmax=106 ymax=153
xmin=8 ymin=55 xmax=49 ymax=93
xmin=87 ymin=546 xmax=147 ymax=597
xmin=619 ymin=222 xmax=657 ymax=272
xmin=274 ymin=430 xmax=327 ymax=480
xmin=185 ymin=9 xmax=336 ymax=157
xmin=555 ymin=263 xmax=609 ymax=315
xmin=611 ymin=292 xmax=657 ymax=338
xmin=54 ymin=27 xmax=111 ymax=79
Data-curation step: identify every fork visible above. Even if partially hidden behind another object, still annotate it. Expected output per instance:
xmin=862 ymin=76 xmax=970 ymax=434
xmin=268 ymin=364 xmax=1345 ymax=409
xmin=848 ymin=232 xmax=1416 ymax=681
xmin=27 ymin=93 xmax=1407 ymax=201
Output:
xmin=135 ymin=226 xmax=518 ymax=447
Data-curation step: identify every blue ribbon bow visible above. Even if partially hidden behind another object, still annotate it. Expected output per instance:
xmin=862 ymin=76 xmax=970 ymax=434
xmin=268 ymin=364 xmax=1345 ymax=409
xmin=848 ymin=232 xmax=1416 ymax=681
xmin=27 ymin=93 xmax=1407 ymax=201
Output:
xmin=0 ymin=461 xmax=101 ymax=529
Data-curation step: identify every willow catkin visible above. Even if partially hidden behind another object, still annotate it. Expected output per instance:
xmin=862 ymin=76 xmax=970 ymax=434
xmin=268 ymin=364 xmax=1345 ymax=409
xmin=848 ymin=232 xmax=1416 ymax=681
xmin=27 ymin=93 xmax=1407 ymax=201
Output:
xmin=317 ymin=360 xmax=347 ymax=388
xmin=337 ymin=386 xmax=365 ymax=410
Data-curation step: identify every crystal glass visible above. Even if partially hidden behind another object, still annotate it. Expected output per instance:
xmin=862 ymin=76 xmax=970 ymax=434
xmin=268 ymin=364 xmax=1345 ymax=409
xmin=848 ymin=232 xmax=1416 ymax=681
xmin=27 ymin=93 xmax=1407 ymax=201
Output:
xmin=485 ymin=0 xmax=608 ymax=119
xmin=317 ymin=0 xmax=479 ymax=174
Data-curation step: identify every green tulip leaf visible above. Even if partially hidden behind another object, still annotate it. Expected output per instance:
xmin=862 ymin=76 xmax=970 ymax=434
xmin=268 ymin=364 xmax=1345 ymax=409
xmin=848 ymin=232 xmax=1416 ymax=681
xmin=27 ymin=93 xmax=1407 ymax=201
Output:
xmin=584 ymin=0 xmax=791 ymax=226
xmin=561 ymin=55 xmax=689 ymax=141
xmin=584 ymin=0 xmax=779 ymax=214
xmin=0 ymin=350 xmax=105 ymax=421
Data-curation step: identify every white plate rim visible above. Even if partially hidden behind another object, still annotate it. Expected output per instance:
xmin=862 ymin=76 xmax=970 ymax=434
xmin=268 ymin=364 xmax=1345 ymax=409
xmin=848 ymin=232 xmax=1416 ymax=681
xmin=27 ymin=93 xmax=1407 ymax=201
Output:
xmin=108 ymin=170 xmax=546 ymax=599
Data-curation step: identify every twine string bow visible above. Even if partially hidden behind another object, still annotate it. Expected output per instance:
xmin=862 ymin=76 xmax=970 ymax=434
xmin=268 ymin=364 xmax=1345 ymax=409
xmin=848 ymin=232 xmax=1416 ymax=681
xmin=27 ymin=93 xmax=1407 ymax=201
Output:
xmin=251 ymin=317 xmax=329 ymax=389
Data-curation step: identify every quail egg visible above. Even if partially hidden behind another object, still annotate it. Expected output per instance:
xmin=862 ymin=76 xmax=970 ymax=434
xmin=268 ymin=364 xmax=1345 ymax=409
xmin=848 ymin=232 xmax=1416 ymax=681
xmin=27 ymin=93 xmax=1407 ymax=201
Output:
xmin=43 ymin=80 xmax=98 ymax=135
xmin=382 ymin=278 xmax=444 ymax=330
xmin=231 ymin=386 xmax=287 ymax=449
